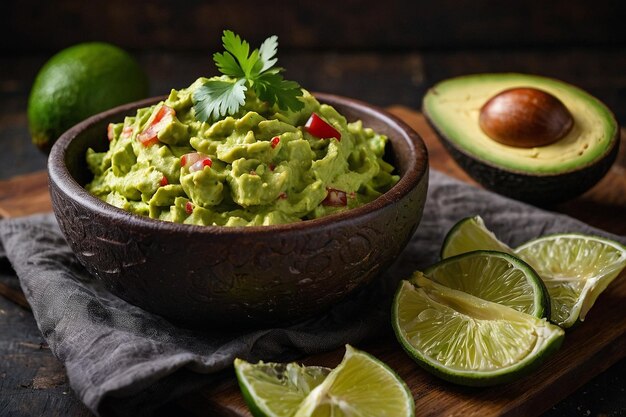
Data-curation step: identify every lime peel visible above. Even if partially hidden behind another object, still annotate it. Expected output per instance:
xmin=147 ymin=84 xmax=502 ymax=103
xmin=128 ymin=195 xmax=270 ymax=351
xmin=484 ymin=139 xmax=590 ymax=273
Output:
xmin=28 ymin=42 xmax=148 ymax=152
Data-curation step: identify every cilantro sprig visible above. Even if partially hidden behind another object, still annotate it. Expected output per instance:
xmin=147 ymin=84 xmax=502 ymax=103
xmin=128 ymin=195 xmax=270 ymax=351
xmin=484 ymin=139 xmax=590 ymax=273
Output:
xmin=193 ymin=31 xmax=304 ymax=122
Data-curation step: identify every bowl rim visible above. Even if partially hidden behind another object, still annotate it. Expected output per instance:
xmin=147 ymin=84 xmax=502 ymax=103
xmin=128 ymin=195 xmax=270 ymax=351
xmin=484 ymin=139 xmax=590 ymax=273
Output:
xmin=48 ymin=92 xmax=428 ymax=236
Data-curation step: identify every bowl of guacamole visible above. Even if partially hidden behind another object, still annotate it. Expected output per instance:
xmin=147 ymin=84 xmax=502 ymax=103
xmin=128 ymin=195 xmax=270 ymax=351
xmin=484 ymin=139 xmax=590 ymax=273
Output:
xmin=48 ymin=87 xmax=428 ymax=327
xmin=84 ymin=80 xmax=402 ymax=226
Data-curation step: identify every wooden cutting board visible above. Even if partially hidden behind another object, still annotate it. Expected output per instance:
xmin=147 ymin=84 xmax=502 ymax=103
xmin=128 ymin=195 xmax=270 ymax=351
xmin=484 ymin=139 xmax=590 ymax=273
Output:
xmin=1 ymin=107 xmax=625 ymax=417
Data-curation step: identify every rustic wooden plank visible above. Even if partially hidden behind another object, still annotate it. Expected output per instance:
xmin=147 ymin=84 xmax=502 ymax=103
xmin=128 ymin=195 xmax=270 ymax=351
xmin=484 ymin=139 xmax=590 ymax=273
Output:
xmin=0 ymin=171 xmax=51 ymax=218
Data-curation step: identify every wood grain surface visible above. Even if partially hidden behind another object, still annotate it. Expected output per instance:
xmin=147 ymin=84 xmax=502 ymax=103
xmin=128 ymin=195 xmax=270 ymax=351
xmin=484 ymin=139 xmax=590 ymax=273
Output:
xmin=0 ymin=107 xmax=625 ymax=417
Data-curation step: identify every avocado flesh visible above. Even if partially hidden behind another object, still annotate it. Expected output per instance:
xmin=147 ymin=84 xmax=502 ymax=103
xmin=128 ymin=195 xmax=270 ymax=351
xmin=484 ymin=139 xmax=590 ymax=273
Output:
xmin=423 ymin=73 xmax=618 ymax=174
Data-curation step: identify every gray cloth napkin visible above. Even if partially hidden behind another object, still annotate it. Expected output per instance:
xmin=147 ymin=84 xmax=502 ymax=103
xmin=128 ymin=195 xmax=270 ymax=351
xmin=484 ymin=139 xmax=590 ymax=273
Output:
xmin=0 ymin=169 xmax=623 ymax=417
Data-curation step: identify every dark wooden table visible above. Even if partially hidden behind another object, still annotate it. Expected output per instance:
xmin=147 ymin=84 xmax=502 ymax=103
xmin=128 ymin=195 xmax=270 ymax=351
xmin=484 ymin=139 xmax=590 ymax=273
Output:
xmin=1 ymin=49 xmax=626 ymax=416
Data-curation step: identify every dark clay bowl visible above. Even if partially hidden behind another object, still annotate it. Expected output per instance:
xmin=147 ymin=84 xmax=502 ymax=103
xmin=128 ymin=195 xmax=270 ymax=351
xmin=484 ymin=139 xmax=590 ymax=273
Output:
xmin=48 ymin=93 xmax=429 ymax=328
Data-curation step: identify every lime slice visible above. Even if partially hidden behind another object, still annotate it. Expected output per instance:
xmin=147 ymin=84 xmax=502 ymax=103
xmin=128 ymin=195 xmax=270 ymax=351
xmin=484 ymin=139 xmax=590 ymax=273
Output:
xmin=294 ymin=345 xmax=414 ymax=417
xmin=234 ymin=359 xmax=330 ymax=417
xmin=392 ymin=275 xmax=564 ymax=386
xmin=425 ymin=250 xmax=550 ymax=319
xmin=516 ymin=234 xmax=626 ymax=328
xmin=441 ymin=216 xmax=513 ymax=259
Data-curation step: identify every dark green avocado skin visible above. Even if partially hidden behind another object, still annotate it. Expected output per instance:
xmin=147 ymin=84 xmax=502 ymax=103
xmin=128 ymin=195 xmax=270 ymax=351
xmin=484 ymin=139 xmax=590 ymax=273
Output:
xmin=424 ymin=111 xmax=620 ymax=206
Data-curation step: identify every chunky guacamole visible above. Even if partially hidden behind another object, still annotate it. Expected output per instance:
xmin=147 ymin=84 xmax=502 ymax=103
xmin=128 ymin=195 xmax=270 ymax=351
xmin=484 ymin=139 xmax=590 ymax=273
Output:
xmin=86 ymin=78 xmax=399 ymax=226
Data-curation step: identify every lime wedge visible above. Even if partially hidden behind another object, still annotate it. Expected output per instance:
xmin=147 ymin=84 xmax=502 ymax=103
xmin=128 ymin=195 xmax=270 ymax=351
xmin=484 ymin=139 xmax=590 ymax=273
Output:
xmin=441 ymin=216 xmax=513 ymax=259
xmin=294 ymin=345 xmax=414 ymax=417
xmin=234 ymin=359 xmax=330 ymax=417
xmin=425 ymin=250 xmax=550 ymax=319
xmin=392 ymin=275 xmax=564 ymax=386
xmin=441 ymin=215 xmax=626 ymax=328
xmin=516 ymin=234 xmax=626 ymax=328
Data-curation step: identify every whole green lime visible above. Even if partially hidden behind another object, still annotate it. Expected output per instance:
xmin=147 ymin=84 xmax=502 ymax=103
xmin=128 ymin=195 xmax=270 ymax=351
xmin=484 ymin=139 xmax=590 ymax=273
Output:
xmin=27 ymin=42 xmax=149 ymax=152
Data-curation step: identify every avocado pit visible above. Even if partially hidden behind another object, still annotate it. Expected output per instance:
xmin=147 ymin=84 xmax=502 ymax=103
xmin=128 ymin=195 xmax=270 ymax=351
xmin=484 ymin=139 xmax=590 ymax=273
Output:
xmin=479 ymin=87 xmax=574 ymax=148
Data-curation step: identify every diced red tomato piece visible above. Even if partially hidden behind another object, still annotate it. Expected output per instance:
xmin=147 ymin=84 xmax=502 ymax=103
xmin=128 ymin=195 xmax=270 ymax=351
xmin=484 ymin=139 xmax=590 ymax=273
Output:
xmin=278 ymin=192 xmax=288 ymax=200
xmin=322 ymin=188 xmax=347 ymax=207
xmin=152 ymin=105 xmax=175 ymax=124
xmin=270 ymin=136 xmax=280 ymax=148
xmin=137 ymin=105 xmax=175 ymax=146
xmin=140 ymin=135 xmax=160 ymax=147
xmin=185 ymin=201 xmax=194 ymax=214
xmin=160 ymin=176 xmax=169 ymax=186
xmin=180 ymin=154 xmax=190 ymax=167
xmin=107 ymin=123 xmax=115 ymax=142
xmin=269 ymin=163 xmax=275 ymax=171
xmin=305 ymin=113 xmax=341 ymax=140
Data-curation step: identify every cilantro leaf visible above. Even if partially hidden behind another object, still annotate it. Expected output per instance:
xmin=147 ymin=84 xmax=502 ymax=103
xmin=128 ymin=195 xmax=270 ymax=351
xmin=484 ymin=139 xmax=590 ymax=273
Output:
xmin=192 ymin=79 xmax=247 ymax=122
xmin=258 ymin=35 xmax=278 ymax=73
xmin=213 ymin=50 xmax=244 ymax=78
xmin=219 ymin=30 xmax=258 ymax=78
xmin=193 ymin=31 xmax=304 ymax=122
xmin=255 ymin=71 xmax=304 ymax=112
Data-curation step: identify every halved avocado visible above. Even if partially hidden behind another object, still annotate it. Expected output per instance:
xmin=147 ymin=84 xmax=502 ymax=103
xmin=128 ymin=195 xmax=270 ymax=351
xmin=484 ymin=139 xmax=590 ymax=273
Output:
xmin=423 ymin=73 xmax=619 ymax=204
